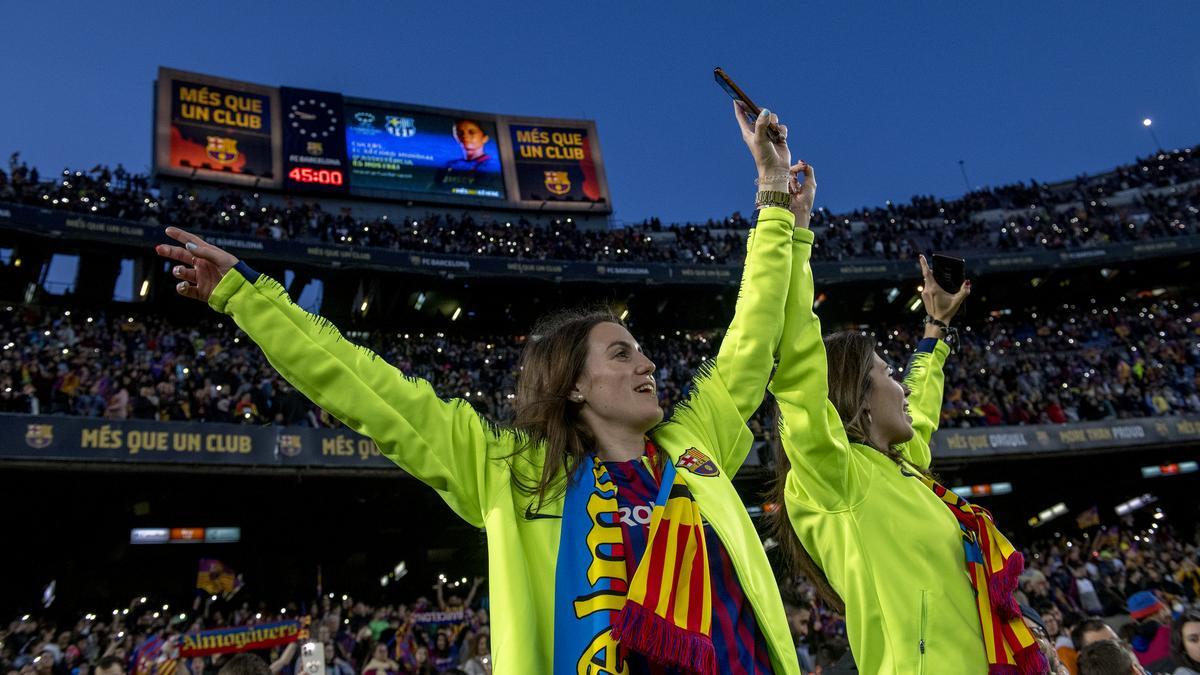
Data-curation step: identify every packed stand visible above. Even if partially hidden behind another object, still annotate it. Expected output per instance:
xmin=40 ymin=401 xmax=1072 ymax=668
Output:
xmin=807 ymin=146 xmax=1200 ymax=261
xmin=779 ymin=523 xmax=1200 ymax=674
xmin=6 ymin=526 xmax=1197 ymax=675
xmin=1 ymin=296 xmax=1197 ymax=433
xmin=0 ymin=152 xmax=744 ymax=266
xmin=896 ymin=298 xmax=1200 ymax=428
xmin=1 ymin=579 xmax=493 ymax=675
xmin=3 ymin=147 xmax=1200 ymax=267
xmin=0 ymin=303 xmax=735 ymax=432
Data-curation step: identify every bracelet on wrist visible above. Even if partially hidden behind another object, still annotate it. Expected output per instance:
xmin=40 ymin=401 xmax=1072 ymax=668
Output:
xmin=755 ymin=173 xmax=792 ymax=185
xmin=924 ymin=316 xmax=950 ymax=331
xmin=923 ymin=315 xmax=959 ymax=352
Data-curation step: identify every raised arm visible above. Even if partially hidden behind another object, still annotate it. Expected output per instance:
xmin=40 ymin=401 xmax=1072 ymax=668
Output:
xmin=896 ymin=339 xmax=949 ymax=470
xmin=680 ymin=205 xmax=794 ymax=470
xmin=156 ymin=228 xmax=511 ymax=528
xmin=711 ymin=212 xmax=794 ymax=422
xmin=769 ymin=218 xmax=858 ymax=505
xmin=662 ymin=103 xmax=801 ymax=473
xmin=270 ymin=642 xmax=297 ymax=674
xmin=896 ymin=255 xmax=971 ymax=469
xmin=464 ymin=576 xmax=484 ymax=609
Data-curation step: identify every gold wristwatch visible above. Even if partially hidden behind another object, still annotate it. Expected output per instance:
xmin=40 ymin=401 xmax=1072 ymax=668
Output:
xmin=755 ymin=190 xmax=791 ymax=209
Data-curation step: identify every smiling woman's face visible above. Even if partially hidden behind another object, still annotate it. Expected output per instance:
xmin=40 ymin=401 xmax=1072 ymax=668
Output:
xmin=864 ymin=352 xmax=913 ymax=446
xmin=573 ymin=322 xmax=662 ymax=436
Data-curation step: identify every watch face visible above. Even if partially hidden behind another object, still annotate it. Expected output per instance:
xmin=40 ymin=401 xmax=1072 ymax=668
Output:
xmin=289 ymin=99 xmax=339 ymax=138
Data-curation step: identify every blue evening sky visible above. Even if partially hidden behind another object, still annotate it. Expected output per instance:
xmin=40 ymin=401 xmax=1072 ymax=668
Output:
xmin=2 ymin=1 xmax=1198 ymax=225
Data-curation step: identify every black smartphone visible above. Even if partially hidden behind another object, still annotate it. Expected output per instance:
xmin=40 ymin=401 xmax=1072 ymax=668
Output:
xmin=714 ymin=67 xmax=782 ymax=142
xmin=931 ymin=254 xmax=965 ymax=293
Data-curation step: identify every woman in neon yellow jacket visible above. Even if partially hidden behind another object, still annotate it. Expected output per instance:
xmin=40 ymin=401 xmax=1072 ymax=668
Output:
xmin=155 ymin=103 xmax=808 ymax=675
xmin=767 ymin=245 xmax=1048 ymax=674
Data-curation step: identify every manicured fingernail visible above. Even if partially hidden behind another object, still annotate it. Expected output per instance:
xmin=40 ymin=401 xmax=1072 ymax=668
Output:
xmin=760 ymin=108 xmax=769 ymax=117
xmin=177 ymin=282 xmax=186 ymax=291
xmin=173 ymin=266 xmax=182 ymax=276
xmin=185 ymin=242 xmax=197 ymax=251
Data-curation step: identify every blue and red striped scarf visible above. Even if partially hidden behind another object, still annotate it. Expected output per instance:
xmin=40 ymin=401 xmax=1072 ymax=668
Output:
xmin=554 ymin=442 xmax=717 ymax=674
xmin=920 ymin=475 xmax=1049 ymax=674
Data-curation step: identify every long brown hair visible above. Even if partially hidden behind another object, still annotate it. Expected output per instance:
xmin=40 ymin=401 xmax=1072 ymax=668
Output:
xmin=1171 ymin=609 xmax=1200 ymax=670
xmin=509 ymin=306 xmax=624 ymax=509
xmin=765 ymin=330 xmax=929 ymax=612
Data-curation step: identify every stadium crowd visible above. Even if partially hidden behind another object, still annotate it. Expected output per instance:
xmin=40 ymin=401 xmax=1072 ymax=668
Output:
xmin=782 ymin=522 xmax=1200 ymax=673
xmin=1 ymin=296 xmax=1196 ymax=434
xmin=2 ymin=146 xmax=1199 ymax=266
xmin=4 ymin=146 xmax=1200 ymax=673
xmin=885 ymin=298 xmax=1200 ymax=428
xmin=1 ymin=578 xmax=495 ymax=675
xmin=4 ymin=523 xmax=1199 ymax=675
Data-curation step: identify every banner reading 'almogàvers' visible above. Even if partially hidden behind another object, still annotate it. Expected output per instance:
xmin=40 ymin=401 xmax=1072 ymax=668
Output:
xmin=179 ymin=620 xmax=307 ymax=657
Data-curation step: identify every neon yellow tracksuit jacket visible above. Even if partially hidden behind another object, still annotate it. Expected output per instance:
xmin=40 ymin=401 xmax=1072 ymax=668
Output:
xmin=771 ymin=233 xmax=988 ymax=674
xmin=206 ymin=207 xmax=804 ymax=674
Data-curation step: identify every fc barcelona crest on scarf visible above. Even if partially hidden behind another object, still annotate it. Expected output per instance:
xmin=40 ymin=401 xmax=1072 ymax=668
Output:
xmin=675 ymin=447 xmax=719 ymax=477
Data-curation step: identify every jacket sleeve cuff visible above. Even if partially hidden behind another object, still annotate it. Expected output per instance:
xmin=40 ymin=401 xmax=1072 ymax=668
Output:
xmin=755 ymin=206 xmax=796 ymax=231
xmin=792 ymin=227 xmax=814 ymax=245
xmin=913 ymin=337 xmax=940 ymax=355
xmin=208 ymin=264 xmax=256 ymax=314
xmin=233 ymin=261 xmax=261 ymax=284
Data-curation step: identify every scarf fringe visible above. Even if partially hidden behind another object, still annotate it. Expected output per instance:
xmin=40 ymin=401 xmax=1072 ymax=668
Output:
xmin=612 ymin=603 xmax=717 ymax=675
xmin=987 ymin=550 xmax=1025 ymax=620
xmin=1014 ymin=644 xmax=1050 ymax=675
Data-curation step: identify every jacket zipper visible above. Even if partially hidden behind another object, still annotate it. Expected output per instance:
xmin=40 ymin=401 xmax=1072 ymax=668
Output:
xmin=919 ymin=589 xmax=928 ymax=675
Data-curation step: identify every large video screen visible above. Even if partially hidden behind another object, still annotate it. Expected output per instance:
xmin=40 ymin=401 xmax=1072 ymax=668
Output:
xmin=344 ymin=101 xmax=506 ymax=200
xmin=153 ymin=68 xmax=609 ymax=211
xmin=154 ymin=68 xmax=281 ymax=189
xmin=507 ymin=123 xmax=606 ymax=205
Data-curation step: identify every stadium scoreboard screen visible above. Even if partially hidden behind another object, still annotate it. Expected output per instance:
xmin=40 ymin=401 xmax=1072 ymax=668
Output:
xmin=343 ymin=100 xmax=506 ymax=200
xmin=280 ymin=86 xmax=349 ymax=195
xmin=153 ymin=67 xmax=611 ymax=212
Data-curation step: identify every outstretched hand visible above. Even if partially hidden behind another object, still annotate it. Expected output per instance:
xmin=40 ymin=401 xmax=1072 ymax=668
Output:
xmin=154 ymin=227 xmax=240 ymax=303
xmin=918 ymin=254 xmax=971 ymax=324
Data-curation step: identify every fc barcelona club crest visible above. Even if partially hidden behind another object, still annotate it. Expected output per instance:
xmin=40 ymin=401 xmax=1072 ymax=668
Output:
xmin=306 ymin=141 xmax=324 ymax=156
xmin=676 ymin=447 xmax=719 ymax=477
xmin=544 ymin=171 xmax=571 ymax=196
xmin=206 ymin=136 xmax=239 ymax=164
xmin=277 ymin=434 xmax=303 ymax=458
xmin=385 ymin=116 xmax=416 ymax=138
xmin=25 ymin=424 xmax=54 ymax=449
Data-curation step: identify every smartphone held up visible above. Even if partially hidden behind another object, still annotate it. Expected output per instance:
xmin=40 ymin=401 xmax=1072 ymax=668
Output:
xmin=930 ymin=254 xmax=966 ymax=294
xmin=714 ymin=67 xmax=784 ymax=143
